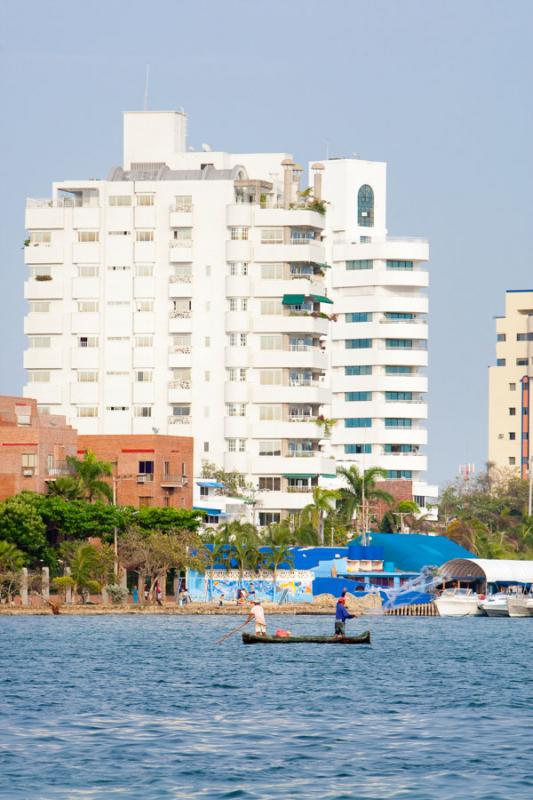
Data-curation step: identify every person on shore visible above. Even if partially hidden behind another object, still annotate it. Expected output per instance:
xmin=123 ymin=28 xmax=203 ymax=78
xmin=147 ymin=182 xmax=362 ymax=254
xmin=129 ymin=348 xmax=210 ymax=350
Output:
xmin=144 ymin=585 xmax=150 ymax=603
xmin=237 ymin=587 xmax=248 ymax=605
xmin=248 ymin=582 xmax=256 ymax=602
xmin=246 ymin=598 xmax=266 ymax=637
xmin=155 ymin=583 xmax=163 ymax=607
xmin=334 ymin=597 xmax=355 ymax=638
xmin=132 ymin=587 xmax=139 ymax=605
xmin=218 ymin=593 xmax=225 ymax=607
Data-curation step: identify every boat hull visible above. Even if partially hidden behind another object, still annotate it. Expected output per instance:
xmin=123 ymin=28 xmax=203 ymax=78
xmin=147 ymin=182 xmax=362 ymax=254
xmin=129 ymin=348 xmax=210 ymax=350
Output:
xmin=507 ymin=598 xmax=533 ymax=618
xmin=242 ymin=631 xmax=371 ymax=645
xmin=482 ymin=606 xmax=509 ymax=618
xmin=435 ymin=598 xmax=483 ymax=617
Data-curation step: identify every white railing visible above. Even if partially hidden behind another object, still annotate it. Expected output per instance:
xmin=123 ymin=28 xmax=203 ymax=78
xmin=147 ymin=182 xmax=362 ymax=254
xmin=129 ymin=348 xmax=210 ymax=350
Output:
xmin=288 ymin=416 xmax=317 ymax=423
xmin=287 ymin=486 xmax=313 ymax=493
xmin=286 ymin=451 xmax=318 ymax=458
xmin=290 ymin=238 xmax=320 ymax=246
xmin=169 ymin=275 xmax=192 ymax=283
xmin=289 ymin=344 xmax=312 ymax=352
xmin=333 ymin=236 xmax=428 ymax=245
xmin=169 ymin=345 xmax=191 ymax=354
xmin=170 ymin=204 xmax=193 ymax=213
xmin=170 ymin=240 xmax=193 ymax=248
xmin=288 ymin=380 xmax=320 ymax=388
xmin=169 ymin=310 xmax=192 ymax=319
xmin=27 ymin=197 xmax=98 ymax=209
xmin=169 ymin=380 xmax=192 ymax=390
xmin=379 ymin=319 xmax=428 ymax=325
xmin=168 ymin=415 xmax=192 ymax=425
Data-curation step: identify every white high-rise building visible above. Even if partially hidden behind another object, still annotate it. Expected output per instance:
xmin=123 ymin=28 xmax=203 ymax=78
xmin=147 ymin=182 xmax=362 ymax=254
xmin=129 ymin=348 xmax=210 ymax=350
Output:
xmin=23 ymin=110 xmax=435 ymax=520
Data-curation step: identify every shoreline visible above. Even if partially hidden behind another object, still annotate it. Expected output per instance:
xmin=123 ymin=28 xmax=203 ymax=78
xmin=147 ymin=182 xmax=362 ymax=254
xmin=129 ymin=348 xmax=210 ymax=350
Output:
xmin=0 ymin=603 xmax=328 ymax=617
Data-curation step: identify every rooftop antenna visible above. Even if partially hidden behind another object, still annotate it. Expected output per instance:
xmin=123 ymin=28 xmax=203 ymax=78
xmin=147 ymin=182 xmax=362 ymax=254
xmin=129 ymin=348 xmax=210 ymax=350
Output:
xmin=143 ymin=64 xmax=150 ymax=111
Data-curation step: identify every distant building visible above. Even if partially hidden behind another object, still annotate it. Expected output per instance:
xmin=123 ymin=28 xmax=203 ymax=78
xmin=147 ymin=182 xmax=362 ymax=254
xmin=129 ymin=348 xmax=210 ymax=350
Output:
xmin=488 ymin=290 xmax=533 ymax=476
xmin=78 ymin=434 xmax=193 ymax=508
xmin=0 ymin=395 xmax=77 ymax=500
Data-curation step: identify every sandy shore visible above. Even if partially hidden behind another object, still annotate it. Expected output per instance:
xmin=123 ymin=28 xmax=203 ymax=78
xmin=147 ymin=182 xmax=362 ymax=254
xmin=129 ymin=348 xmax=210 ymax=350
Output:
xmin=0 ymin=602 xmax=324 ymax=616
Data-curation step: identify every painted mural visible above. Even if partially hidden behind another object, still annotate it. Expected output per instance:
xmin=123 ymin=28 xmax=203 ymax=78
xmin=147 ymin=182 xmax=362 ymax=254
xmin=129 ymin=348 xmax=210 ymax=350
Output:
xmin=187 ymin=569 xmax=314 ymax=603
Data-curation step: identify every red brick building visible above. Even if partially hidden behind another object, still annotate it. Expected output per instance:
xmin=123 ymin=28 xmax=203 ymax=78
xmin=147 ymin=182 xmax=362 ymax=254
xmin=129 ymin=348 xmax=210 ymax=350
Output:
xmin=78 ymin=434 xmax=193 ymax=509
xmin=0 ymin=396 xmax=77 ymax=500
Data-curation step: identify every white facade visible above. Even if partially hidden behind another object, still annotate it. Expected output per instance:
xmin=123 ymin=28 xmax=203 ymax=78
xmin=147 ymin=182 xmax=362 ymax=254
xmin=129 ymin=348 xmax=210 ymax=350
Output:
xmin=23 ymin=110 xmax=435 ymax=519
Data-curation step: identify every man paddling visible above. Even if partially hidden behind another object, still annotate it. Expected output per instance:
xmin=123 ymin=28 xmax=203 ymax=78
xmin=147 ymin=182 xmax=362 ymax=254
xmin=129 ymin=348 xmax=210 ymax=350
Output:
xmin=335 ymin=596 xmax=355 ymax=638
xmin=246 ymin=598 xmax=267 ymax=637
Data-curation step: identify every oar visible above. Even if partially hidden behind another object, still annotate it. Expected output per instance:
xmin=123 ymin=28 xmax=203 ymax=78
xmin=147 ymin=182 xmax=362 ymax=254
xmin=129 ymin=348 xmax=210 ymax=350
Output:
xmin=216 ymin=619 xmax=249 ymax=645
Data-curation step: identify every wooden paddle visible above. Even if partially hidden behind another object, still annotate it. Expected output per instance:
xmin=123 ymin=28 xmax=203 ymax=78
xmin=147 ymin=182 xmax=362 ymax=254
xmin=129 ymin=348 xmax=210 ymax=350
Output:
xmin=216 ymin=618 xmax=249 ymax=644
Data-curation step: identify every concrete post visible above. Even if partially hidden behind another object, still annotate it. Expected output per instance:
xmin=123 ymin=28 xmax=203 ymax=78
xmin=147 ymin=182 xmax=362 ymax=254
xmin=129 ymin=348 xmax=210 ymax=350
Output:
xmin=119 ymin=567 xmax=128 ymax=589
xmin=312 ymin=163 xmax=324 ymax=200
xmin=282 ymin=159 xmax=294 ymax=208
xmin=42 ymin=566 xmax=50 ymax=601
xmin=20 ymin=568 xmax=29 ymax=606
xmin=65 ymin=566 xmax=73 ymax=605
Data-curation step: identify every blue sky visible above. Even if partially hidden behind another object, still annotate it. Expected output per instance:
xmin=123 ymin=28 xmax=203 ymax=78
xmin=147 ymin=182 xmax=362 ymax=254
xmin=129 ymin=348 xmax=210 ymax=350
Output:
xmin=1 ymin=0 xmax=532 ymax=486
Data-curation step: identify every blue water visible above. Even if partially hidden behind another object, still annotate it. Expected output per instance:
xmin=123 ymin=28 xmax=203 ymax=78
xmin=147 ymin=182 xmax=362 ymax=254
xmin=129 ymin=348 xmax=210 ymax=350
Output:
xmin=0 ymin=615 xmax=532 ymax=799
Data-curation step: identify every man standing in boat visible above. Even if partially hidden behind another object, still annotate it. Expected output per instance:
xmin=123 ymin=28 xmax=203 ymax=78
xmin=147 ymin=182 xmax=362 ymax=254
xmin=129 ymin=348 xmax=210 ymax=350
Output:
xmin=246 ymin=598 xmax=267 ymax=637
xmin=335 ymin=597 xmax=355 ymax=638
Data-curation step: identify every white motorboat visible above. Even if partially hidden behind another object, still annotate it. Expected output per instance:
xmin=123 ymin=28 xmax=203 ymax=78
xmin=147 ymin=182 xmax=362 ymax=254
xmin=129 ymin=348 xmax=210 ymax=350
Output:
xmin=478 ymin=593 xmax=509 ymax=617
xmin=435 ymin=588 xmax=484 ymax=617
xmin=507 ymin=594 xmax=533 ymax=618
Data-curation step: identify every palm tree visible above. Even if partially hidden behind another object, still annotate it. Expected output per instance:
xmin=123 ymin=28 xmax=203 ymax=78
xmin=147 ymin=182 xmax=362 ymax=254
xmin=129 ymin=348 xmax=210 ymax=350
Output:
xmin=217 ymin=521 xmax=260 ymax=584
xmin=381 ymin=500 xmax=423 ymax=533
xmin=65 ymin=451 xmax=113 ymax=503
xmin=46 ymin=475 xmax=84 ymax=500
xmin=302 ymin=487 xmax=340 ymax=545
xmin=0 ymin=541 xmax=25 ymax=603
xmin=53 ymin=542 xmax=114 ymax=602
xmin=261 ymin=524 xmax=295 ymax=599
xmin=337 ymin=466 xmax=394 ymax=538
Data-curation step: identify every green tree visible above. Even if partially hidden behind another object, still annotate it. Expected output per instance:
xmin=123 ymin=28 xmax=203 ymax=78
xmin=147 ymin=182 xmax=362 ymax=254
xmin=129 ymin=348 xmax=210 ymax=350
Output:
xmin=134 ymin=506 xmax=202 ymax=532
xmin=0 ymin=495 xmax=49 ymax=564
xmin=0 ymin=541 xmax=25 ymax=602
xmin=336 ymin=466 xmax=393 ymax=535
xmin=46 ymin=476 xmax=84 ymax=501
xmin=302 ymin=487 xmax=340 ymax=545
xmin=380 ymin=500 xmax=422 ymax=533
xmin=65 ymin=450 xmax=113 ymax=503
xmin=216 ymin=521 xmax=261 ymax=583
xmin=200 ymin=462 xmax=256 ymax=498
xmin=260 ymin=524 xmax=294 ymax=597
xmin=53 ymin=542 xmax=115 ymax=602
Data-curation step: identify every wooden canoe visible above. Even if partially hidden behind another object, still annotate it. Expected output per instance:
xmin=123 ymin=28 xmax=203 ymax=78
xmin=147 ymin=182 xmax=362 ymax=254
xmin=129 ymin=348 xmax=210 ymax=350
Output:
xmin=242 ymin=631 xmax=371 ymax=645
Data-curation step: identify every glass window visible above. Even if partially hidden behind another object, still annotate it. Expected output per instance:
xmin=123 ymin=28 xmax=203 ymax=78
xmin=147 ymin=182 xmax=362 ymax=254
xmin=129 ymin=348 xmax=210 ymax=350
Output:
xmin=387 ymin=470 xmax=413 ymax=479
xmin=77 ymin=300 xmax=98 ymax=312
xmin=346 ymin=259 xmax=373 ymax=270
xmin=385 ymin=418 xmax=412 ymax=428
xmin=345 ymin=365 xmax=372 ymax=376
xmin=78 ymin=336 xmax=99 ymax=348
xmin=136 ymin=371 xmax=152 ymax=382
xmin=357 ymin=185 xmax=374 ymax=227
xmin=172 ymin=405 xmax=190 ymax=416
xmin=260 ymin=299 xmax=283 ymax=315
xmin=386 ymin=260 xmax=413 ymax=270
xmin=29 ymin=266 xmax=52 ymax=278
xmin=346 ymin=339 xmax=372 ymax=349
xmin=346 ymin=312 xmax=371 ymax=323
xmin=258 ymin=440 xmax=282 ymax=456
xmin=174 ymin=195 xmax=192 ymax=212
xmin=516 ymin=358 xmax=527 ymax=366
xmin=261 ymin=228 xmax=283 ymax=244
xmin=29 ymin=231 xmax=52 ymax=244
xmin=258 ymin=512 xmax=281 ymax=526
xmin=345 ymin=392 xmax=372 ymax=401
xmin=386 ymin=365 xmax=414 ymax=375
xmin=136 ymin=194 xmax=154 ymax=206
xmin=27 ymin=371 xmax=50 ymax=382
xmin=136 ymin=230 xmax=154 ymax=242
xmin=260 ymin=370 xmax=283 ymax=385
xmin=136 ymin=300 xmax=153 ymax=312
xmin=134 ymin=406 xmax=152 ymax=417
xmin=77 ymin=407 xmax=98 ymax=417
xmin=172 ymin=228 xmax=192 ymax=242
xmin=509 ymin=383 xmax=516 ymax=391
xmin=386 ymin=339 xmax=413 ymax=349
xmin=135 ymin=335 xmax=153 ymax=347
xmin=77 ymin=231 xmax=99 ymax=242
xmin=77 ymin=264 xmax=99 ymax=277
xmin=109 ymin=195 xmax=131 ymax=206
xmin=344 ymin=444 xmax=372 ymax=454
xmin=28 ymin=336 xmax=51 ymax=348
xmin=29 ymin=301 xmax=50 ymax=313
xmin=259 ymin=405 xmax=282 ymax=421
xmin=385 ymin=391 xmax=413 ymax=401
xmin=385 ymin=312 xmax=415 ymax=320
xmin=226 ymin=403 xmax=246 ymax=417
xmin=229 ymin=227 xmax=249 ymax=240
xmin=21 ymin=453 xmax=38 ymax=468
xmin=260 ymin=335 xmax=283 ymax=350
xmin=384 ymin=444 xmax=416 ymax=453
xmin=135 ymin=264 xmax=154 ymax=276
xmin=227 ymin=438 xmax=236 ymax=452
xmin=77 ymin=371 xmax=98 ymax=382
xmin=260 ymin=263 xmax=284 ymax=279
xmin=259 ymin=477 xmax=281 ymax=491
xmin=345 ymin=418 xmax=372 ymax=428
xmin=509 ymin=407 xmax=516 ymax=416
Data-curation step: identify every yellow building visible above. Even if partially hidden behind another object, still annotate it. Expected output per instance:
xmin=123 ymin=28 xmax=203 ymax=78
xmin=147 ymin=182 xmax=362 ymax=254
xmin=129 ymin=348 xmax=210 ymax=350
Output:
xmin=488 ymin=290 xmax=533 ymax=476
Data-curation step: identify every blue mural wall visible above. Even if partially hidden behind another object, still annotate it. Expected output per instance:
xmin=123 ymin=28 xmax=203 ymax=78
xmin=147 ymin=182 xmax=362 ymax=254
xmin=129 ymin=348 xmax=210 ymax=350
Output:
xmin=187 ymin=569 xmax=314 ymax=603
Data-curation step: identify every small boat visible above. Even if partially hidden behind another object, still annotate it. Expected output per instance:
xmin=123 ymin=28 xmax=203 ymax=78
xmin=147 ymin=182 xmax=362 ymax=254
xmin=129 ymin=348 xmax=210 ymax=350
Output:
xmin=507 ymin=595 xmax=533 ymax=618
xmin=242 ymin=631 xmax=371 ymax=645
xmin=479 ymin=593 xmax=510 ymax=618
xmin=435 ymin=588 xmax=484 ymax=617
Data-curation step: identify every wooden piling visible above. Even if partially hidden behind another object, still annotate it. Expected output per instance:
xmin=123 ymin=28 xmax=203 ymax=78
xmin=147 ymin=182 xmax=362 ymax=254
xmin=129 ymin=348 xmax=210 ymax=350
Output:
xmin=384 ymin=602 xmax=438 ymax=617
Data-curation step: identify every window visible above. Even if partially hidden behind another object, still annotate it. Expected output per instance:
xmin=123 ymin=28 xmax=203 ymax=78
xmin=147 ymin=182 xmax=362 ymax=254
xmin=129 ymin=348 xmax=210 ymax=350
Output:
xmin=260 ymin=335 xmax=282 ymax=350
xmin=136 ymin=371 xmax=152 ymax=382
xmin=259 ymin=512 xmax=281 ymax=526
xmin=136 ymin=194 xmax=154 ymax=206
xmin=346 ymin=259 xmax=373 ymax=270
xmin=357 ymin=185 xmax=374 ymax=226
xmin=345 ymin=365 xmax=372 ymax=376
xmin=226 ymin=403 xmax=246 ymax=417
xmin=385 ymin=312 xmax=415 ymax=320
xmin=135 ymin=263 xmax=154 ymax=277
xmin=28 ymin=336 xmax=51 ymax=348
xmin=77 ymin=407 xmax=98 ymax=417
xmin=387 ymin=470 xmax=413 ymax=479
xmin=108 ymin=301 xmax=129 ymax=307
xmin=345 ymin=392 xmax=372 ymax=401
xmin=261 ymin=263 xmax=284 ymax=279
xmin=386 ymin=391 xmax=413 ymax=401
xmin=260 ymin=369 xmax=283 ymax=385
xmin=27 ymin=370 xmax=50 ymax=382
xmin=77 ymin=371 xmax=98 ymax=383
xmin=259 ymin=440 xmax=282 ymax=456
xmin=106 ymin=372 xmax=128 ymax=377
xmin=29 ymin=266 xmax=52 ymax=278
xmin=78 ymin=336 xmax=98 ymax=348
xmin=229 ymin=227 xmax=249 ymax=240
xmin=238 ymin=439 xmax=246 ymax=453
xmin=77 ymin=300 xmax=99 ymax=312
xmin=387 ymin=260 xmax=413 ymax=270
xmin=228 ymin=262 xmax=249 ymax=276
xmin=360 ymin=236 xmax=371 ymax=243
xmin=259 ymin=405 xmax=282 ymax=421
xmin=261 ymin=228 xmax=283 ymax=244
xmin=21 ymin=453 xmax=37 ymax=469
xmin=171 ymin=334 xmax=191 ymax=349
xmin=346 ymin=312 xmax=371 ymax=323
xmin=203 ymin=441 xmax=210 ymax=453
xmin=386 ymin=339 xmax=414 ymax=349
xmin=172 ymin=228 xmax=192 ymax=243
xmin=138 ymin=496 xmax=153 ymax=507
xmin=134 ymin=335 xmax=153 ymax=348
xmin=29 ymin=301 xmax=50 ymax=313
xmin=497 ymin=358 xmax=507 ymax=366
xmin=509 ymin=457 xmax=516 ymax=466
xmin=134 ymin=406 xmax=152 ymax=417
xmin=29 ymin=231 xmax=52 ymax=245
xmin=227 ymin=438 xmax=237 ymax=452
xmin=384 ymin=444 xmax=417 ymax=453
xmin=345 ymin=418 xmax=372 ymax=428
xmin=386 ymin=366 xmax=413 ymax=375
xmin=77 ymin=264 xmax=99 ymax=277
xmin=385 ymin=418 xmax=412 ymax=428
xmin=509 ymin=432 xmax=516 ymax=440
xmin=109 ymin=195 xmax=132 ymax=206
xmin=509 ymin=408 xmax=516 ymax=416
xmin=136 ymin=230 xmax=154 ymax=242
xmin=346 ymin=339 xmax=372 ymax=349
xmin=344 ymin=444 xmax=372 ymax=454
xmin=259 ymin=477 xmax=281 ymax=491
xmin=108 ymin=230 xmax=131 ymax=237
xmin=138 ymin=461 xmax=154 ymax=481
xmin=78 ymin=231 xmax=99 ymax=242
xmin=509 ymin=383 xmax=516 ymax=391
xmin=516 ymin=358 xmax=528 ymax=366
xmin=172 ymin=405 xmax=190 ymax=417
xmin=174 ymin=195 xmax=192 ymax=212
xmin=136 ymin=300 xmax=153 ymax=312
xmin=517 ymin=333 xmax=533 ymax=341
xmin=497 ymin=333 xmax=506 ymax=342
xmin=108 ymin=265 xmax=130 ymax=271
xmin=260 ymin=299 xmax=283 ymax=315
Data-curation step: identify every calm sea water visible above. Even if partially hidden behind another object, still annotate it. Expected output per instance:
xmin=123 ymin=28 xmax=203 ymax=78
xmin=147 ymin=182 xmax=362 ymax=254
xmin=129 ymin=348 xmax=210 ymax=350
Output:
xmin=0 ymin=613 xmax=532 ymax=800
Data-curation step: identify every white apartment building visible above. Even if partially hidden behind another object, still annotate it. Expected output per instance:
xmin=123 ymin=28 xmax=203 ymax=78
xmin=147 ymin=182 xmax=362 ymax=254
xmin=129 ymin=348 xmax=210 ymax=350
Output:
xmin=23 ymin=110 xmax=435 ymax=520
xmin=488 ymin=290 xmax=533 ymax=477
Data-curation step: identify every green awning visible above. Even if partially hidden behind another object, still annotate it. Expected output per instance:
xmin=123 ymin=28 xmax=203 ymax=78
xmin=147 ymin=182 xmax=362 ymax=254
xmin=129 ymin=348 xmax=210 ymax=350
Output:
xmin=311 ymin=294 xmax=333 ymax=305
xmin=282 ymin=473 xmax=316 ymax=479
xmin=320 ymin=473 xmax=337 ymax=478
xmin=282 ymin=294 xmax=305 ymax=305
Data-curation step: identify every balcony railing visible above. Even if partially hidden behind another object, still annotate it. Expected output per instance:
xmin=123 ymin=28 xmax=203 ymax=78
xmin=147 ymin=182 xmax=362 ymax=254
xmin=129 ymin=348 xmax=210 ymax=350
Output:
xmin=169 ymin=345 xmax=191 ymax=354
xmin=169 ymin=379 xmax=191 ymax=389
xmin=168 ymin=415 xmax=192 ymax=425
xmin=169 ymin=275 xmax=192 ymax=283
xmin=287 ymin=486 xmax=314 ymax=493
xmin=170 ymin=240 xmax=193 ymax=248
xmin=290 ymin=238 xmax=320 ymax=245
xmin=288 ymin=380 xmax=321 ymax=387
xmin=169 ymin=310 xmax=192 ymax=319
xmin=286 ymin=451 xmax=319 ymax=458
xmin=170 ymin=203 xmax=193 ymax=213
xmin=288 ymin=416 xmax=318 ymax=422
xmin=27 ymin=197 xmax=99 ymax=209
xmin=379 ymin=319 xmax=428 ymax=325
xmin=161 ymin=474 xmax=188 ymax=486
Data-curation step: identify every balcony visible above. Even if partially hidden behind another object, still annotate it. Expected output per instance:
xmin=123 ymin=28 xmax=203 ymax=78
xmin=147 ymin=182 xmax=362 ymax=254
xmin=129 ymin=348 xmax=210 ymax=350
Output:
xmin=169 ymin=243 xmax=193 ymax=262
xmin=252 ymin=348 xmax=328 ymax=370
xmin=169 ymin=310 xmax=192 ymax=319
xmin=253 ymin=314 xmax=329 ymax=336
xmin=160 ymin=474 xmax=187 ymax=488
xmin=169 ymin=209 xmax=193 ymax=227
xmin=254 ymin=208 xmax=324 ymax=229
xmin=169 ymin=345 xmax=191 ymax=355
xmin=168 ymin=415 xmax=192 ymax=430
xmin=24 ymin=313 xmax=63 ymax=335
xmin=45 ymin=464 xmax=71 ymax=481
xmin=253 ymin=240 xmax=325 ymax=264
xmin=226 ymin=239 xmax=253 ymax=261
xmin=24 ymin=349 xmax=63 ymax=370
xmin=24 ymin=244 xmax=64 ymax=265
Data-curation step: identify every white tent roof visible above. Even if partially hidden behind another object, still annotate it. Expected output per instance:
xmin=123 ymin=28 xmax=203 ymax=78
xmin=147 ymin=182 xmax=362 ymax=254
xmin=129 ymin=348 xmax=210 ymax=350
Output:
xmin=440 ymin=558 xmax=533 ymax=584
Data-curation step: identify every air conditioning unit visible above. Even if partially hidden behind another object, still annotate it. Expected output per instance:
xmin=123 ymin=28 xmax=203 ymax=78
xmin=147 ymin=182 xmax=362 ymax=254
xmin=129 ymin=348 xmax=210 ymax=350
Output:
xmin=137 ymin=475 xmax=148 ymax=484
xmin=22 ymin=468 xmax=34 ymax=477
xmin=181 ymin=477 xmax=188 ymax=486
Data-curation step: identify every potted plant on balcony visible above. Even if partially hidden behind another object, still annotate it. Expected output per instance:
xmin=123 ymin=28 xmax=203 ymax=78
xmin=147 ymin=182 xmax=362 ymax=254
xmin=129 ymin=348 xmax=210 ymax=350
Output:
xmin=314 ymin=415 xmax=338 ymax=438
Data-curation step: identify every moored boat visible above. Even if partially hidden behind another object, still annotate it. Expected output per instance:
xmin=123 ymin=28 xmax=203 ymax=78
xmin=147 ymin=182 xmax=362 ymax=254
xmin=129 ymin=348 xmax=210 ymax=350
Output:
xmin=479 ymin=593 xmax=509 ymax=617
xmin=242 ymin=631 xmax=371 ymax=645
xmin=507 ymin=595 xmax=533 ymax=618
xmin=435 ymin=588 xmax=484 ymax=617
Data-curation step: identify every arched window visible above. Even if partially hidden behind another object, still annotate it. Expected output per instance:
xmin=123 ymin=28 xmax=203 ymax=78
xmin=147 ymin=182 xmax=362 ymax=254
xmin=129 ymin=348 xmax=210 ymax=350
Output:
xmin=358 ymin=185 xmax=374 ymax=227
